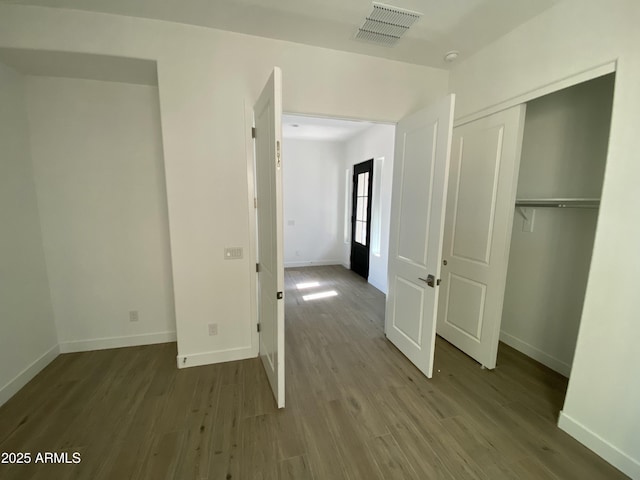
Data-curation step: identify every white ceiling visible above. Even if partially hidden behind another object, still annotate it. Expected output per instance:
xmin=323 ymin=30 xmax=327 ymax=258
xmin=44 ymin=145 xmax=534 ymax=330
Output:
xmin=2 ymin=0 xmax=563 ymax=67
xmin=0 ymin=48 xmax=158 ymax=85
xmin=282 ymin=114 xmax=375 ymax=142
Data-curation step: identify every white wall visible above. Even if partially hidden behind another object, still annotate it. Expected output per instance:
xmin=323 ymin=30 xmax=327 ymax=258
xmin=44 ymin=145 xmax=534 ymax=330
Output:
xmin=449 ymin=0 xmax=640 ymax=476
xmin=0 ymin=62 xmax=57 ymax=406
xmin=25 ymin=76 xmax=176 ymax=353
xmin=0 ymin=4 xmax=449 ymax=368
xmin=501 ymin=75 xmax=614 ymax=377
xmin=283 ymin=139 xmax=343 ymax=267
xmin=342 ymin=124 xmax=395 ymax=293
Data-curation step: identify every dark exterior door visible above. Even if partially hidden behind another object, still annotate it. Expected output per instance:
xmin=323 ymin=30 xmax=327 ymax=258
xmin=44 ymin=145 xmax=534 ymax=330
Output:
xmin=350 ymin=159 xmax=374 ymax=279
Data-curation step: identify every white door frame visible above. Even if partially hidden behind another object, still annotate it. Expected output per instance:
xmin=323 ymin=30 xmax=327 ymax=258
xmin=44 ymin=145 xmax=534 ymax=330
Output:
xmin=454 ymin=61 xmax=616 ymax=127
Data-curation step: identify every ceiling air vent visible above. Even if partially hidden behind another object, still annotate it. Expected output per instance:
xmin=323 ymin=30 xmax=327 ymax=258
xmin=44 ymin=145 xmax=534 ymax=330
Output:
xmin=355 ymin=2 xmax=422 ymax=47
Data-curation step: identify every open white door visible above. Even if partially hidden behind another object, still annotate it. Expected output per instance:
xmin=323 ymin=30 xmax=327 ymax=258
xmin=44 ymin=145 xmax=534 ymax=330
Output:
xmin=385 ymin=95 xmax=455 ymax=378
xmin=254 ymin=68 xmax=285 ymax=408
xmin=436 ymin=105 xmax=526 ymax=369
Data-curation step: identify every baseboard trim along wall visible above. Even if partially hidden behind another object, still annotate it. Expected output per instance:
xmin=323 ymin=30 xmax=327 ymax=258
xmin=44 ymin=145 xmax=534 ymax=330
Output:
xmin=558 ymin=411 xmax=640 ymax=479
xmin=500 ymin=331 xmax=572 ymax=377
xmin=177 ymin=345 xmax=254 ymax=369
xmin=59 ymin=331 xmax=177 ymax=354
xmin=284 ymin=260 xmax=342 ymax=268
xmin=0 ymin=344 xmax=60 ymax=407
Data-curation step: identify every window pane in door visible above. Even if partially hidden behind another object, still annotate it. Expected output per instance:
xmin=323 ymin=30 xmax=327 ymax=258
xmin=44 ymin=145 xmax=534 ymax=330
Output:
xmin=356 ymin=197 xmax=364 ymax=221
xmin=357 ymin=173 xmax=366 ymax=196
xmin=360 ymin=221 xmax=367 ymax=245
xmin=355 ymin=221 xmax=363 ymax=245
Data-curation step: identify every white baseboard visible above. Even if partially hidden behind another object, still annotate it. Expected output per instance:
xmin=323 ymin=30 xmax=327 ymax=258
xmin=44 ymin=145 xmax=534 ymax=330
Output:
xmin=500 ymin=331 xmax=572 ymax=377
xmin=284 ymin=260 xmax=342 ymax=268
xmin=0 ymin=344 xmax=60 ymax=407
xmin=559 ymin=411 xmax=640 ymax=479
xmin=177 ymin=345 xmax=255 ymax=369
xmin=59 ymin=331 xmax=177 ymax=353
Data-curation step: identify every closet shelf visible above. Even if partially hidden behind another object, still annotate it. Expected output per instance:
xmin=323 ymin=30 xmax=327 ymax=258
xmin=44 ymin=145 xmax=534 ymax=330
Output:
xmin=515 ymin=198 xmax=600 ymax=209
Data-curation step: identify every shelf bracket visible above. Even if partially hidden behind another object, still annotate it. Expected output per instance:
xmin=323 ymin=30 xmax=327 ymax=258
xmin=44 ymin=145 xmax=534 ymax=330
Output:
xmin=517 ymin=206 xmax=532 ymax=221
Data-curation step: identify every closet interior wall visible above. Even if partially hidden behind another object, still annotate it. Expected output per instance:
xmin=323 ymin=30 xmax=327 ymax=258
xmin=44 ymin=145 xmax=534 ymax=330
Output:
xmin=500 ymin=74 xmax=615 ymax=377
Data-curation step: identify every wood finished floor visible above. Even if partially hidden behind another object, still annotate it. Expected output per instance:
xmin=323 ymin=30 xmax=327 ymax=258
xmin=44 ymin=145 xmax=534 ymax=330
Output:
xmin=0 ymin=265 xmax=627 ymax=479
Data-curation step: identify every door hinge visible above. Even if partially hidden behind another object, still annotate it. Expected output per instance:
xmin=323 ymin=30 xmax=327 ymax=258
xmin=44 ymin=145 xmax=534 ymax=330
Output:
xmin=252 ymin=127 xmax=256 ymax=139
xmin=257 ymin=323 xmax=261 ymax=332
xmin=254 ymin=197 xmax=257 ymax=208
xmin=277 ymin=291 xmax=283 ymax=300
xmin=256 ymin=263 xmax=260 ymax=273
xmin=437 ymin=278 xmax=441 ymax=286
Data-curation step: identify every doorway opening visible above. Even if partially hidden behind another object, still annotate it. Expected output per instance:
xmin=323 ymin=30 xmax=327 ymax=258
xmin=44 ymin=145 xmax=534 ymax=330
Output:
xmin=280 ymin=113 xmax=395 ymax=293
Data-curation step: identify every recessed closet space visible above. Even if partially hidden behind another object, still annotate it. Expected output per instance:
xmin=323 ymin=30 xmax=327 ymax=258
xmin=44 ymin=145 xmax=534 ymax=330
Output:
xmin=0 ymin=48 xmax=176 ymax=362
xmin=500 ymin=73 xmax=615 ymax=377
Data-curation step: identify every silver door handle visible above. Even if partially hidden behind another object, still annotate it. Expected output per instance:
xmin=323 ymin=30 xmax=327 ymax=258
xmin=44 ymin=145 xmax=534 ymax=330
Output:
xmin=418 ymin=274 xmax=436 ymax=288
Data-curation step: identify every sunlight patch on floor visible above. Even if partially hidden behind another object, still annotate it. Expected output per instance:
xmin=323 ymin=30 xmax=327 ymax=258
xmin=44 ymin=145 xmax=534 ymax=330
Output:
xmin=302 ymin=290 xmax=338 ymax=301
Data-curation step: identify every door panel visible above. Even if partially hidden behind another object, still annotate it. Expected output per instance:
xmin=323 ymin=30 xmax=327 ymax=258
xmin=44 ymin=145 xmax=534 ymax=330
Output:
xmin=437 ymin=105 xmax=526 ymax=369
xmin=392 ymin=277 xmax=425 ymax=346
xmin=385 ymin=94 xmax=455 ymax=378
xmin=450 ymin=125 xmax=505 ymax=263
xmin=443 ymin=274 xmax=486 ymax=339
xmin=254 ymin=67 xmax=285 ymax=408
xmin=396 ymin=126 xmax=436 ymax=266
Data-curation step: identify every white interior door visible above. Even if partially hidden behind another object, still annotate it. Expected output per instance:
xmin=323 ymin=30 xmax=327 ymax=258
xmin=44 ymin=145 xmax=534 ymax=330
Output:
xmin=254 ymin=67 xmax=285 ymax=408
xmin=436 ymin=105 xmax=526 ymax=369
xmin=385 ymin=95 xmax=455 ymax=378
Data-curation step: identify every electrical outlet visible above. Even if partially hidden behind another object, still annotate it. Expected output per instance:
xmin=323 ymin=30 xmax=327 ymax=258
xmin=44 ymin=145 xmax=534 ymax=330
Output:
xmin=129 ymin=310 xmax=139 ymax=322
xmin=208 ymin=323 xmax=218 ymax=336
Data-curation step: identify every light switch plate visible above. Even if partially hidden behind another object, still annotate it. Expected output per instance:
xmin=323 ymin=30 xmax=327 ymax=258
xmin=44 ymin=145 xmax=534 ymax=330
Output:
xmin=224 ymin=247 xmax=243 ymax=259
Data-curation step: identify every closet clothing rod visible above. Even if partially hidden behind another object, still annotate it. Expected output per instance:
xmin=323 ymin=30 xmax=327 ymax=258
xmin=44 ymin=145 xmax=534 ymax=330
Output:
xmin=515 ymin=198 xmax=600 ymax=209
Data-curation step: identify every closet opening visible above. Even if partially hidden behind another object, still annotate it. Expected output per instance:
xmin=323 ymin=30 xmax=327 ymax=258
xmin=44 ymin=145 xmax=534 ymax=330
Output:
xmin=435 ymin=71 xmax=616 ymax=423
xmin=499 ymin=72 xmax=616 ymax=389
